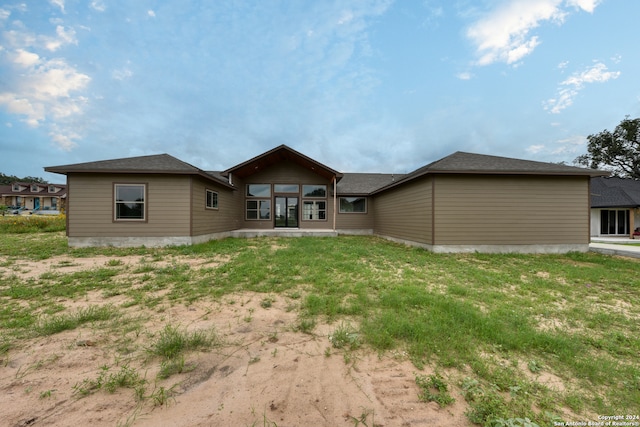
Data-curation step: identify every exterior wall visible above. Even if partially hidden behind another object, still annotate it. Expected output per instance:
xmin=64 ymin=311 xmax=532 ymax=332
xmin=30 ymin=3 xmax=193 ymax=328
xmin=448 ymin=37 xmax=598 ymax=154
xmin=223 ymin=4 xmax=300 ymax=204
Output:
xmin=190 ymin=176 xmax=240 ymax=235
xmin=3 ymin=194 xmax=61 ymax=209
xmin=373 ymin=175 xmax=433 ymax=245
xmin=433 ymin=175 xmax=590 ymax=245
xmin=590 ymin=208 xmax=640 ymax=237
xmin=237 ymin=160 xmax=336 ymax=230
xmin=67 ymin=173 xmax=191 ymax=238
xmin=335 ymin=197 xmax=374 ymax=231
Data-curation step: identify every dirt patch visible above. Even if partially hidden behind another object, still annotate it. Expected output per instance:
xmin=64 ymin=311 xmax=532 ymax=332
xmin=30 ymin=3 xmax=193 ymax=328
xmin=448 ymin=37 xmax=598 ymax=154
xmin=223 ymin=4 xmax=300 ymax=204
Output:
xmin=1 ymin=288 xmax=473 ymax=427
xmin=0 ymin=254 xmax=232 ymax=281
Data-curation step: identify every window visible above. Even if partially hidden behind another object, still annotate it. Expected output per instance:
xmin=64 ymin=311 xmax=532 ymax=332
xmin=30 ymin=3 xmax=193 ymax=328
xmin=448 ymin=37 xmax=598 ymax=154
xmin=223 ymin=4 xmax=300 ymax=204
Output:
xmin=115 ymin=184 xmax=145 ymax=220
xmin=48 ymin=185 xmax=56 ymax=193
xmin=247 ymin=184 xmax=271 ymax=197
xmin=274 ymin=184 xmax=299 ymax=193
xmin=246 ymin=184 xmax=270 ymax=220
xmin=31 ymin=184 xmax=39 ymax=192
xmin=51 ymin=198 xmax=57 ymax=209
xmin=303 ymin=200 xmax=326 ymax=220
xmin=600 ymin=209 xmax=629 ymax=235
xmin=12 ymin=184 xmax=20 ymax=192
xmin=246 ymin=200 xmax=271 ymax=220
xmin=206 ymin=189 xmax=218 ymax=209
xmin=339 ymin=197 xmax=366 ymax=213
xmin=302 ymin=185 xmax=326 ymax=198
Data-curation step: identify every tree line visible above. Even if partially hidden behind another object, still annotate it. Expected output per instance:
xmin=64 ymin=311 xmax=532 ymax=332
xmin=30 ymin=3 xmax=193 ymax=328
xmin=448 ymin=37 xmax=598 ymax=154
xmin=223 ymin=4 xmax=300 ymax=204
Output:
xmin=0 ymin=173 xmax=48 ymax=185
xmin=575 ymin=116 xmax=640 ymax=179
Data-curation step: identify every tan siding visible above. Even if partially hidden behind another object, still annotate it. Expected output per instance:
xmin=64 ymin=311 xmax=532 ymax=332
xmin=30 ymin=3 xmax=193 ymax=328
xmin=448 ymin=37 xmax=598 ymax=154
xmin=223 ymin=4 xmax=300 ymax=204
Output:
xmin=67 ymin=174 xmax=191 ymax=237
xmin=373 ymin=176 xmax=433 ymax=244
xmin=433 ymin=175 xmax=589 ymax=244
xmin=336 ymin=201 xmax=374 ymax=229
xmin=190 ymin=177 xmax=240 ymax=235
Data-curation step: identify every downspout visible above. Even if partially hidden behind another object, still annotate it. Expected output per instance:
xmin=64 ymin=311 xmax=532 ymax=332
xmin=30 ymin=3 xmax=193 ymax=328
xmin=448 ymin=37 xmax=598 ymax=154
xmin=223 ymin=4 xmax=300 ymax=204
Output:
xmin=333 ymin=176 xmax=337 ymax=231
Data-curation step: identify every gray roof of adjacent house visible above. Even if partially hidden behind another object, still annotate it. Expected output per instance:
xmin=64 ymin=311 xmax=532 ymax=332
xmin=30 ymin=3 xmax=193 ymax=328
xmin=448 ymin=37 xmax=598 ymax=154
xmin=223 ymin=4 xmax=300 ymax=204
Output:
xmin=373 ymin=151 xmax=608 ymax=194
xmin=45 ymin=154 xmax=235 ymax=189
xmin=337 ymin=173 xmax=403 ymax=195
xmin=591 ymin=176 xmax=640 ymax=208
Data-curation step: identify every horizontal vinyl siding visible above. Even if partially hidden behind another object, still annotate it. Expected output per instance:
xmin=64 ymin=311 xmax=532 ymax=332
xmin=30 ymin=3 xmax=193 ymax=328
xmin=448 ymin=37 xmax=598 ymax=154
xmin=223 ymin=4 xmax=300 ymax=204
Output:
xmin=191 ymin=177 xmax=239 ymax=235
xmin=434 ymin=175 xmax=589 ymax=245
xmin=238 ymin=160 xmax=334 ymax=230
xmin=373 ymin=176 xmax=432 ymax=244
xmin=67 ymin=174 xmax=191 ymax=237
xmin=335 ymin=198 xmax=374 ymax=230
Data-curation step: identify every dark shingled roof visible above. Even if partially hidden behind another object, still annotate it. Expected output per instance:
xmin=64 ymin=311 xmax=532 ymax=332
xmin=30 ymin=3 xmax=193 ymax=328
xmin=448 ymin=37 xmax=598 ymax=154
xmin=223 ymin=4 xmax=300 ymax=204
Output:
xmin=591 ymin=176 xmax=640 ymax=208
xmin=45 ymin=154 xmax=235 ymax=189
xmin=373 ymin=151 xmax=608 ymax=194
xmin=337 ymin=173 xmax=403 ymax=195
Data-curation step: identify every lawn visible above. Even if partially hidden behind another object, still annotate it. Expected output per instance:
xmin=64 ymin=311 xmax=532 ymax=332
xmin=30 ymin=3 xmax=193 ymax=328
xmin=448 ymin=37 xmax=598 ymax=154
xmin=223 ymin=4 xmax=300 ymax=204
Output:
xmin=1 ymin=230 xmax=639 ymax=426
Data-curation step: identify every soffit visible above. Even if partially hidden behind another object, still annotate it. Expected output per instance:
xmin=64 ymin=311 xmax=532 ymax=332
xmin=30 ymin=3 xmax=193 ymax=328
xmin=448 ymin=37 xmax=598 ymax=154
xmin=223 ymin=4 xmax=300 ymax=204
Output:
xmin=222 ymin=145 xmax=343 ymax=181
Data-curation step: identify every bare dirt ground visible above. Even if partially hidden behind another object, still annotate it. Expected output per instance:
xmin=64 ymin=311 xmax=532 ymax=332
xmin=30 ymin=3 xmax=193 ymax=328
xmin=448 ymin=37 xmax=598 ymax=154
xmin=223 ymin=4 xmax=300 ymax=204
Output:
xmin=1 ymin=255 xmax=476 ymax=427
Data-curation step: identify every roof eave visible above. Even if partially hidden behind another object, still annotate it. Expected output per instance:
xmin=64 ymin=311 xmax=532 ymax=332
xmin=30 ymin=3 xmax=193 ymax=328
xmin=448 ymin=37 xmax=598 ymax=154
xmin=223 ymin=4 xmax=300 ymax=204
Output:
xmin=44 ymin=168 xmax=236 ymax=190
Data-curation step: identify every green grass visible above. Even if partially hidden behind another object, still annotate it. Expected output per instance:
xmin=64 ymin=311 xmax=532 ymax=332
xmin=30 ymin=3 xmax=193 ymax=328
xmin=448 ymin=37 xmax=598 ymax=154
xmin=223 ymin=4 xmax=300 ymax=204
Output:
xmin=1 ymin=232 xmax=639 ymax=425
xmin=0 ymin=215 xmax=66 ymax=233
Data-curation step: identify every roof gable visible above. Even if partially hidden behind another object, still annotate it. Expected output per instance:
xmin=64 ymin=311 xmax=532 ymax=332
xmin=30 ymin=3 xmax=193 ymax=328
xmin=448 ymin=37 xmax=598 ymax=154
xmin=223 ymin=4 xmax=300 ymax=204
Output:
xmin=222 ymin=145 xmax=342 ymax=181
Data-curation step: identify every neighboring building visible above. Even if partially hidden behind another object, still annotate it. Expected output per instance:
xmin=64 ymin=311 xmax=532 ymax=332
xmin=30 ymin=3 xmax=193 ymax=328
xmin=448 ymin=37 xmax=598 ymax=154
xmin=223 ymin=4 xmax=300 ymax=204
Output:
xmin=0 ymin=182 xmax=67 ymax=212
xmin=590 ymin=176 xmax=640 ymax=238
xmin=45 ymin=145 xmax=606 ymax=252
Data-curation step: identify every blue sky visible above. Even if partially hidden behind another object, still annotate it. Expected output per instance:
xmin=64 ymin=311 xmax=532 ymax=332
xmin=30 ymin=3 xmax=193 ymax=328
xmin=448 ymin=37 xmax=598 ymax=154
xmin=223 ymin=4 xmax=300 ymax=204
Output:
xmin=1 ymin=0 xmax=638 ymax=183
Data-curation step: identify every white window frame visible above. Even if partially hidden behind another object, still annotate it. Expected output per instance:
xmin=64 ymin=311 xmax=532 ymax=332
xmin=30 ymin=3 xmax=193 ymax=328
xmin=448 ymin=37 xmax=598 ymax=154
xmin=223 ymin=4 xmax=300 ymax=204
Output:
xmin=206 ymin=189 xmax=219 ymax=209
xmin=302 ymin=200 xmax=326 ymax=221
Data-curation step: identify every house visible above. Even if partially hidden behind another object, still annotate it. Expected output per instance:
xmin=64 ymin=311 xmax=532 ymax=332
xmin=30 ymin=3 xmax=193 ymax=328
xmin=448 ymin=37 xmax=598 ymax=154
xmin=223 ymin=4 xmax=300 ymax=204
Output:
xmin=0 ymin=182 xmax=67 ymax=212
xmin=590 ymin=176 xmax=640 ymax=238
xmin=45 ymin=145 xmax=607 ymax=252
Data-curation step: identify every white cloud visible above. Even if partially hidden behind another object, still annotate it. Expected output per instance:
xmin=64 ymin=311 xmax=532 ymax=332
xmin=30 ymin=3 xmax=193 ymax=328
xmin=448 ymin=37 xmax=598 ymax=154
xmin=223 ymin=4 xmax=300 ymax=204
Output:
xmin=45 ymin=26 xmax=77 ymax=51
xmin=112 ymin=63 xmax=133 ymax=80
xmin=526 ymin=135 xmax=585 ymax=158
xmin=456 ymin=71 xmax=473 ymax=80
xmin=0 ymin=19 xmax=90 ymax=150
xmin=148 ymin=10 xmax=156 ymax=18
xmin=526 ymin=144 xmax=545 ymax=154
xmin=566 ymin=0 xmax=601 ymax=13
xmin=544 ymin=62 xmax=620 ymax=113
xmin=0 ymin=8 xmax=10 ymax=21
xmin=50 ymin=0 xmax=65 ymax=14
xmin=13 ymin=49 xmax=40 ymax=66
xmin=466 ymin=0 xmax=601 ymax=66
xmin=49 ymin=125 xmax=80 ymax=151
xmin=90 ymin=1 xmax=106 ymax=12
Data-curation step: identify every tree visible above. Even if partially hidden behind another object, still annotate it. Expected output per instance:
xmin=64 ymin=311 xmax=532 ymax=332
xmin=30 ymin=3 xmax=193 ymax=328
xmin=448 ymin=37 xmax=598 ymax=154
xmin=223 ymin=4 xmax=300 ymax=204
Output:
xmin=0 ymin=173 xmax=48 ymax=185
xmin=574 ymin=116 xmax=640 ymax=179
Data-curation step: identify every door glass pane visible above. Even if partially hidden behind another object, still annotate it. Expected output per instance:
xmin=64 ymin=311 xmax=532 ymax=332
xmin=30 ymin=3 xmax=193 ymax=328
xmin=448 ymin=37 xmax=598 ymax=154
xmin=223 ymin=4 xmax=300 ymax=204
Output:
xmin=275 ymin=197 xmax=286 ymax=227
xmin=275 ymin=197 xmax=298 ymax=227
xmin=618 ymin=210 xmax=628 ymax=234
xmin=608 ymin=211 xmax=616 ymax=234
xmin=287 ymin=197 xmax=298 ymax=227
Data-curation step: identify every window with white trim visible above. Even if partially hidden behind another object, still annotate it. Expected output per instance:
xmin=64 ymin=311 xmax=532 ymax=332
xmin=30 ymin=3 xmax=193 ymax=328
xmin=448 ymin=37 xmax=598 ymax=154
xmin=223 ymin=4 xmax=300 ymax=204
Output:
xmin=303 ymin=200 xmax=326 ymax=220
xmin=114 ymin=184 xmax=145 ymax=220
xmin=206 ymin=189 xmax=218 ymax=209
